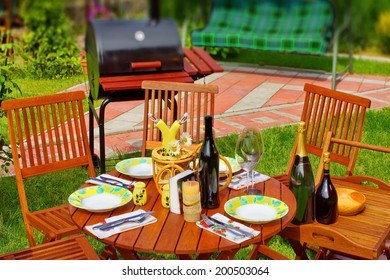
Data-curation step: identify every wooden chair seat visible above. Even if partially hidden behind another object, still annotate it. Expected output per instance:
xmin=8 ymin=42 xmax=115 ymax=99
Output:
xmin=0 ymin=234 xmax=99 ymax=260
xmin=27 ymin=204 xmax=80 ymax=242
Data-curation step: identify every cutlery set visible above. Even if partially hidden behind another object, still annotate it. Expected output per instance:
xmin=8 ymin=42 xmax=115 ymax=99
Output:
xmin=93 ymin=211 xmax=154 ymax=231
xmin=89 ymin=175 xmax=134 ymax=189
xmin=201 ymin=214 xmax=254 ymax=239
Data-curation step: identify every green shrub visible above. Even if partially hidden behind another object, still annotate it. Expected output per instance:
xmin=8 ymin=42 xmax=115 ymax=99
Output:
xmin=376 ymin=10 xmax=390 ymax=54
xmin=20 ymin=0 xmax=82 ymax=79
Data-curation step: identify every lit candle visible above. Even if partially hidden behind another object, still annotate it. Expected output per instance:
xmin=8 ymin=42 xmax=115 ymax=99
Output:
xmin=182 ymin=181 xmax=199 ymax=195
xmin=182 ymin=181 xmax=200 ymax=206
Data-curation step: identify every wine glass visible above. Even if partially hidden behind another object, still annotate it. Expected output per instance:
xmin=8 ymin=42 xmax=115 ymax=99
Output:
xmin=234 ymin=127 xmax=265 ymax=195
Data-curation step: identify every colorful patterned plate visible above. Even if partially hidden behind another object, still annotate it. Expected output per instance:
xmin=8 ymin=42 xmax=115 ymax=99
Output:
xmin=219 ymin=156 xmax=241 ymax=175
xmin=224 ymin=195 xmax=289 ymax=224
xmin=115 ymin=157 xmax=153 ymax=179
xmin=191 ymin=156 xmax=241 ymax=175
xmin=68 ymin=185 xmax=132 ymax=212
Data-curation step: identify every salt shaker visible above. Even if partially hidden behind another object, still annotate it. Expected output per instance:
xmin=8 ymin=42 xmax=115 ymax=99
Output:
xmin=133 ymin=182 xmax=147 ymax=206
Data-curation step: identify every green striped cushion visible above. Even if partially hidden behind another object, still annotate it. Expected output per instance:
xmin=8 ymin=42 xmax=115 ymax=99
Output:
xmin=191 ymin=0 xmax=335 ymax=54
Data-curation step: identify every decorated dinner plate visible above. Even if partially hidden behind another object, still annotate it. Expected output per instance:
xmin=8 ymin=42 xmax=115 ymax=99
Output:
xmin=68 ymin=185 xmax=132 ymax=212
xmin=191 ymin=156 xmax=241 ymax=175
xmin=115 ymin=157 xmax=153 ymax=179
xmin=219 ymin=157 xmax=241 ymax=175
xmin=224 ymin=195 xmax=289 ymax=224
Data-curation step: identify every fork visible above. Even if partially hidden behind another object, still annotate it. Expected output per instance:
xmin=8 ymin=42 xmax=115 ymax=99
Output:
xmin=201 ymin=214 xmax=246 ymax=238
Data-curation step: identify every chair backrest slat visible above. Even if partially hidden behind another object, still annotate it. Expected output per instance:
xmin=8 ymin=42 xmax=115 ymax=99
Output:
xmin=287 ymin=83 xmax=371 ymax=184
xmin=2 ymin=90 xmax=95 ymax=178
xmin=141 ymin=81 xmax=218 ymax=156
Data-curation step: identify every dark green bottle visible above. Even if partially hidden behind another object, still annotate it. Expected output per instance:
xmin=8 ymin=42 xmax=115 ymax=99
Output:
xmin=315 ymin=152 xmax=338 ymax=224
xmin=199 ymin=115 xmax=220 ymax=209
xmin=289 ymin=121 xmax=315 ymax=225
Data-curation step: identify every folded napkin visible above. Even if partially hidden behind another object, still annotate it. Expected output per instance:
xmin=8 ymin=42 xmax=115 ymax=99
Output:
xmin=223 ymin=171 xmax=270 ymax=190
xmin=196 ymin=213 xmax=260 ymax=244
xmin=86 ymin=173 xmax=134 ymax=189
xmin=86 ymin=209 xmax=157 ymax=239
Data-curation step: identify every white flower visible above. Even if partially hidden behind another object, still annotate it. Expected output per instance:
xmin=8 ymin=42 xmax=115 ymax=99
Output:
xmin=180 ymin=132 xmax=192 ymax=147
xmin=168 ymin=140 xmax=181 ymax=156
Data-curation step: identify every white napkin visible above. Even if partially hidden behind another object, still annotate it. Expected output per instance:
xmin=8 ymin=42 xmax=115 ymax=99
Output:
xmin=85 ymin=209 xmax=157 ymax=239
xmin=86 ymin=173 xmax=134 ymax=188
xmin=196 ymin=213 xmax=260 ymax=244
xmin=223 ymin=171 xmax=270 ymax=190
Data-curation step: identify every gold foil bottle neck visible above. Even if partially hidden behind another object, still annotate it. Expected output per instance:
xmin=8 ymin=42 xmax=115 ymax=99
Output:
xmin=323 ymin=152 xmax=330 ymax=170
xmin=298 ymin=121 xmax=306 ymax=133
xmin=296 ymin=121 xmax=308 ymax=157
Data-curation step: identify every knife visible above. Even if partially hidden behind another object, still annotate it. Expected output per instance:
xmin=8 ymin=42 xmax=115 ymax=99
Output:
xmin=208 ymin=216 xmax=255 ymax=238
xmin=92 ymin=211 xmax=154 ymax=230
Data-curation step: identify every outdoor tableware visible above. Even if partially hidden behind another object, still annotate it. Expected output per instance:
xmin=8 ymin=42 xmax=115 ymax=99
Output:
xmin=97 ymin=213 xmax=151 ymax=231
xmin=224 ymin=195 xmax=289 ymax=224
xmin=219 ymin=156 xmax=241 ymax=175
xmin=197 ymin=213 xmax=260 ymax=244
xmin=89 ymin=177 xmax=128 ymax=188
xmin=191 ymin=156 xmax=240 ymax=176
xmin=115 ymin=157 xmax=153 ymax=179
xmin=336 ymin=188 xmax=366 ymax=216
xmin=68 ymin=185 xmax=132 ymax=212
xmin=208 ymin=216 xmax=255 ymax=238
xmin=201 ymin=214 xmax=245 ymax=239
xmin=92 ymin=210 xmax=155 ymax=230
xmin=234 ymin=127 xmax=265 ymax=195
xmin=85 ymin=209 xmax=158 ymax=239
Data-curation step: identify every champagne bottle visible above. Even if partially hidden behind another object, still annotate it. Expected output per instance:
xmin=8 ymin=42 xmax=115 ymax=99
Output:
xmin=199 ymin=115 xmax=220 ymax=208
xmin=315 ymin=152 xmax=338 ymax=224
xmin=289 ymin=121 xmax=315 ymax=225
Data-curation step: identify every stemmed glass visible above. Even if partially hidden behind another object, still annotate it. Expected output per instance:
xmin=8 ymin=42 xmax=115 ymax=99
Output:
xmin=234 ymin=127 xmax=265 ymax=195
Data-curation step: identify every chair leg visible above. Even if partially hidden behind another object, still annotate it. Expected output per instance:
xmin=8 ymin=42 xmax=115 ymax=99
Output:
xmin=100 ymin=245 xmax=119 ymax=260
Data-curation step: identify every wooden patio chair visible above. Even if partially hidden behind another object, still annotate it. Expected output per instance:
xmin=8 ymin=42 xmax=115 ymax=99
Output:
xmin=278 ymin=131 xmax=390 ymax=260
xmin=273 ymin=83 xmax=372 ymax=187
xmin=1 ymin=91 xmax=96 ymax=247
xmin=141 ymin=80 xmax=218 ymax=156
xmin=0 ymin=234 xmax=100 ymax=260
xmin=249 ymin=83 xmax=373 ymax=259
xmin=319 ymin=131 xmax=390 ymax=189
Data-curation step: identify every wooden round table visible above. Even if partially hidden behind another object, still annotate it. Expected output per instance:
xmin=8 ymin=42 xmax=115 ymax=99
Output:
xmin=69 ymin=171 xmax=296 ymax=260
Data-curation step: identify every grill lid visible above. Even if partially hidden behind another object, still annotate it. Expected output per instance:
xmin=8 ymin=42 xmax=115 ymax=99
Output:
xmin=86 ymin=18 xmax=184 ymax=76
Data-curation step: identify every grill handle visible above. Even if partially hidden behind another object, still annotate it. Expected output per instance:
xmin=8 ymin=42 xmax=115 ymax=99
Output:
xmin=131 ymin=61 xmax=162 ymax=70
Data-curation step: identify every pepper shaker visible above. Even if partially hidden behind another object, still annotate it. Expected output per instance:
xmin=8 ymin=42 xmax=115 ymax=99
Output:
xmin=161 ymin=184 xmax=170 ymax=208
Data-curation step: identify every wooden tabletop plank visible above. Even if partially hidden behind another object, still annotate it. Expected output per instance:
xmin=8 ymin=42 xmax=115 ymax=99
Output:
xmin=154 ymin=212 xmax=185 ymax=254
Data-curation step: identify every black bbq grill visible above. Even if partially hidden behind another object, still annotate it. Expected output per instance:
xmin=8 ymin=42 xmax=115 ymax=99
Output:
xmin=85 ymin=0 xmax=192 ymax=173
xmin=85 ymin=18 xmax=184 ymax=100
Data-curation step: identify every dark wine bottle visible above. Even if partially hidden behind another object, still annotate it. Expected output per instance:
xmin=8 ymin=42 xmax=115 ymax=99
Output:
xmin=315 ymin=152 xmax=338 ymax=224
xmin=199 ymin=115 xmax=220 ymax=209
xmin=289 ymin=121 xmax=315 ymax=225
